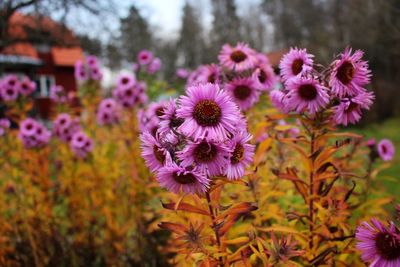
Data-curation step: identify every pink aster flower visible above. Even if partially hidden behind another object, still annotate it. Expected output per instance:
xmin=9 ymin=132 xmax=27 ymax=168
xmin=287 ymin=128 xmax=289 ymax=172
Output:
xmin=285 ymin=77 xmax=329 ymax=114
xmin=116 ymin=73 xmax=136 ymax=90
xmin=70 ymin=131 xmax=93 ymax=158
xmin=86 ymin=55 xmax=99 ymax=68
xmin=137 ymin=50 xmax=154 ymax=65
xmin=252 ymin=64 xmax=277 ymax=91
xmin=176 ymin=68 xmax=189 ymax=79
xmin=157 ymin=162 xmax=210 ymax=195
xmin=196 ymin=64 xmax=221 ymax=85
xmin=279 ymin=47 xmax=314 ymax=83
xmin=53 ymin=114 xmax=80 ymax=142
xmin=225 ymin=77 xmax=261 ymax=111
xmin=0 ymin=84 xmax=19 ymax=101
xmin=356 ymin=219 xmax=400 ymax=267
xmin=19 ymin=77 xmax=36 ymax=96
xmin=269 ymin=90 xmax=288 ymax=113
xmin=74 ymin=60 xmax=89 ymax=82
xmin=20 ymin=118 xmax=38 ymax=136
xmin=19 ymin=118 xmax=51 ymax=149
xmin=146 ymin=57 xmax=161 ymax=74
xmin=140 ymin=131 xmax=170 ymax=172
xmin=176 ymin=83 xmax=241 ymax=142
xmin=158 ymin=98 xmax=184 ymax=136
xmin=333 ymin=90 xmax=374 ymax=126
xmin=177 ymin=139 xmax=230 ymax=177
xmin=90 ymin=66 xmax=103 ymax=81
xmin=3 ymin=75 xmax=20 ymax=89
xmin=329 ymin=47 xmax=371 ymax=97
xmin=218 ymin=42 xmax=257 ymax=72
xmin=377 ymin=139 xmax=395 ymax=161
xmin=225 ymin=131 xmax=255 ymax=180
xmin=49 ymin=85 xmax=67 ymax=103
xmin=97 ymin=98 xmax=120 ymax=126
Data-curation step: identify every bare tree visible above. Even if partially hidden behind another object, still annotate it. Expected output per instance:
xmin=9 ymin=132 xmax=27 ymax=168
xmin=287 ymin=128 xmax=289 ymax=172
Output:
xmin=0 ymin=0 xmax=115 ymax=50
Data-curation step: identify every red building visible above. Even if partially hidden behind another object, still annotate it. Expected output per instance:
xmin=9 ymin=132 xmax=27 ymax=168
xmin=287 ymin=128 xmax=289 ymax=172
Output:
xmin=0 ymin=13 xmax=84 ymax=117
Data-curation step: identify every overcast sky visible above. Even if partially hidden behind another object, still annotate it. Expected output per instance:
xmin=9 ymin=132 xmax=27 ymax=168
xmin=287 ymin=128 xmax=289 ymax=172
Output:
xmin=67 ymin=0 xmax=262 ymax=42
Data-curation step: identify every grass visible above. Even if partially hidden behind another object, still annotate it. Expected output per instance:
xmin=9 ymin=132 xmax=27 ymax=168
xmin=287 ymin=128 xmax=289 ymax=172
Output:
xmin=349 ymin=118 xmax=400 ymax=201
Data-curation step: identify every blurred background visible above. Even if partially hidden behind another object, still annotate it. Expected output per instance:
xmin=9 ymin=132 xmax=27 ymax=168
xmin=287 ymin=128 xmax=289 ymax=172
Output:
xmin=1 ymin=0 xmax=400 ymax=121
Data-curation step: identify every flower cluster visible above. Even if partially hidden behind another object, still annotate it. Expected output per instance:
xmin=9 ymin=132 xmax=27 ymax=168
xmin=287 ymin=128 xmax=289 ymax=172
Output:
xmin=138 ymin=100 xmax=167 ymax=135
xmin=113 ymin=73 xmax=147 ymax=108
xmin=74 ymin=55 xmax=103 ymax=82
xmin=187 ymin=43 xmax=278 ymax=111
xmin=49 ymin=84 xmax=67 ymax=103
xmin=0 ymin=75 xmax=36 ymax=102
xmin=133 ymin=50 xmax=162 ymax=75
xmin=18 ymin=118 xmax=51 ymax=149
xmin=0 ymin=118 xmax=10 ymax=136
xmin=70 ymin=131 xmax=94 ymax=158
xmin=53 ymin=113 xmax=81 ymax=142
xmin=271 ymin=47 xmax=374 ymax=125
xmin=356 ymin=218 xmax=400 ymax=266
xmin=97 ymin=98 xmax=121 ymax=126
xmin=140 ymin=83 xmax=254 ymax=194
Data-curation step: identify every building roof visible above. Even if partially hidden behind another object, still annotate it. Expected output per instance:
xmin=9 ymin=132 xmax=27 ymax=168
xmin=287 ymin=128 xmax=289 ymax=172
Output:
xmin=266 ymin=49 xmax=288 ymax=67
xmin=1 ymin=13 xmax=83 ymax=67
xmin=52 ymin=47 xmax=84 ymax=67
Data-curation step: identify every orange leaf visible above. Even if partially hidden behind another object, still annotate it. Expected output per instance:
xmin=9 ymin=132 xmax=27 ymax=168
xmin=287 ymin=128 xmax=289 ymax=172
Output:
xmin=162 ymin=202 xmax=210 ymax=216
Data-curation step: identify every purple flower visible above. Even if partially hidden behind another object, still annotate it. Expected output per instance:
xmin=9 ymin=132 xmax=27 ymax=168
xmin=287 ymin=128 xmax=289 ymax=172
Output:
xmin=252 ymin=64 xmax=277 ymax=91
xmin=176 ymin=83 xmax=241 ymax=142
xmin=225 ymin=77 xmax=261 ymax=111
xmin=19 ymin=76 xmax=36 ymax=96
xmin=225 ymin=131 xmax=254 ymax=180
xmin=146 ymin=57 xmax=161 ymax=74
xmin=70 ymin=131 xmax=93 ymax=158
xmin=177 ymin=139 xmax=230 ymax=177
xmin=140 ymin=131 xmax=169 ymax=172
xmin=19 ymin=118 xmax=51 ymax=148
xmin=74 ymin=60 xmax=89 ymax=82
xmin=158 ymin=98 xmax=184 ymax=136
xmin=97 ymin=98 xmax=120 ymax=126
xmin=377 ymin=139 xmax=395 ymax=161
xmin=116 ymin=73 xmax=136 ymax=90
xmin=137 ymin=50 xmax=154 ymax=65
xmin=0 ymin=118 xmax=10 ymax=136
xmin=53 ymin=113 xmax=80 ymax=142
xmin=356 ymin=219 xmax=400 ymax=266
xmin=195 ymin=64 xmax=221 ymax=85
xmin=176 ymin=68 xmax=189 ymax=79
xmin=90 ymin=66 xmax=103 ymax=81
xmin=285 ymin=77 xmax=329 ymax=114
xmin=157 ymin=162 xmax=210 ymax=195
xmin=20 ymin=118 xmax=38 ymax=136
xmin=333 ymin=90 xmax=374 ymax=126
xmin=0 ymin=75 xmax=21 ymax=101
xmin=329 ymin=47 xmax=371 ymax=97
xmin=279 ymin=47 xmax=314 ymax=84
xmin=218 ymin=42 xmax=257 ymax=72
xmin=86 ymin=55 xmax=99 ymax=68
xmin=3 ymin=75 xmax=20 ymax=89
xmin=269 ymin=90 xmax=288 ymax=113
xmin=50 ymin=85 xmax=67 ymax=103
